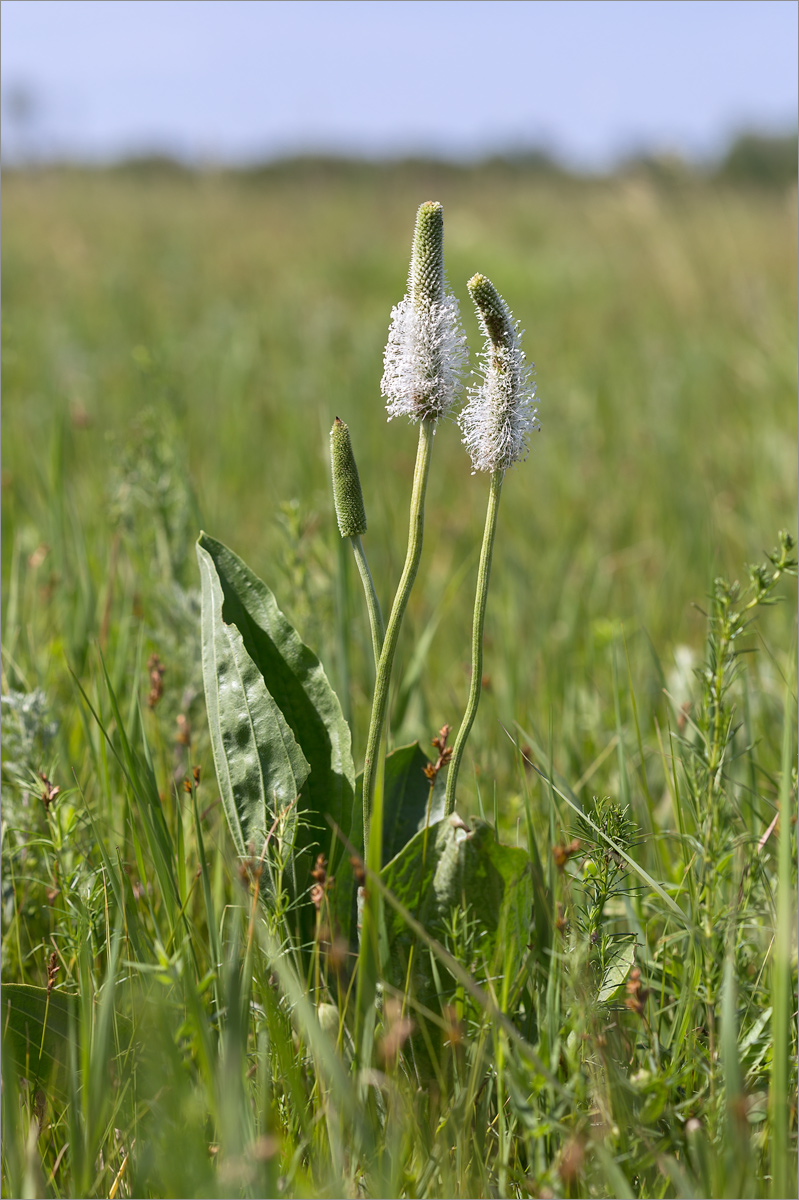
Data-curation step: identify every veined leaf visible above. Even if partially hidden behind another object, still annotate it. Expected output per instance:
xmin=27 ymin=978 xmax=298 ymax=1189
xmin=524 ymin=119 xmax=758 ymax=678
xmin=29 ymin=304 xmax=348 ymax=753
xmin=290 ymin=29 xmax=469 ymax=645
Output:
xmin=353 ymin=741 xmax=444 ymax=868
xmin=198 ymin=540 xmax=311 ymax=866
xmin=380 ymin=816 xmax=533 ymax=1000
xmin=197 ymin=535 xmax=356 ymax=928
xmin=337 ymin=743 xmax=444 ymax=951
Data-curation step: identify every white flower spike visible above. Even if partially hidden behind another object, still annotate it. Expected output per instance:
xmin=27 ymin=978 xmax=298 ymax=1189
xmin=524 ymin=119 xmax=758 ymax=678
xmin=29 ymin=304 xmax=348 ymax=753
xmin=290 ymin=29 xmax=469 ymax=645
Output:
xmin=459 ymin=273 xmax=539 ymax=472
xmin=381 ymin=201 xmax=467 ymax=424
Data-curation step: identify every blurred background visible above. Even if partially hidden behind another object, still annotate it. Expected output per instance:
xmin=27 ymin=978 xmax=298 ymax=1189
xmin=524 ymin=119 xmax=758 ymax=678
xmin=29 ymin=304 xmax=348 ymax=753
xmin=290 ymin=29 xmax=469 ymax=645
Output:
xmin=2 ymin=0 xmax=797 ymax=170
xmin=4 ymin=0 xmax=796 ymax=171
xmin=2 ymin=0 xmax=797 ymax=796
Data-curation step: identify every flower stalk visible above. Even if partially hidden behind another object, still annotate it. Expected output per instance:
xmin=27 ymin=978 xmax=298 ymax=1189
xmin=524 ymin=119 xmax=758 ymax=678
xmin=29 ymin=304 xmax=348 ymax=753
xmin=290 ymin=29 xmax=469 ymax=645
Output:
xmin=445 ymin=273 xmax=538 ymax=813
xmin=362 ymin=201 xmax=464 ymax=853
xmin=361 ymin=416 xmax=435 ymax=848
xmin=355 ymin=414 xmax=434 ymax=1062
xmin=444 ymin=467 xmax=503 ymax=813
xmin=350 ymin=536 xmax=384 ymax=668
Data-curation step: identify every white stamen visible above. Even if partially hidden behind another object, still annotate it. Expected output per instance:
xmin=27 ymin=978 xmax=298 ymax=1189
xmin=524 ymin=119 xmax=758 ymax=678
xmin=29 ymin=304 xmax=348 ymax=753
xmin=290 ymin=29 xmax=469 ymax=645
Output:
xmin=381 ymin=289 xmax=467 ymax=423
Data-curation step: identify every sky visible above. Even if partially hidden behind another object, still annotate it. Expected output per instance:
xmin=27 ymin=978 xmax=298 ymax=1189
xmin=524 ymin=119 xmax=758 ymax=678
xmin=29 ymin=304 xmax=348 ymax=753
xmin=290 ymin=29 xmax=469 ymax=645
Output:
xmin=1 ymin=0 xmax=797 ymax=167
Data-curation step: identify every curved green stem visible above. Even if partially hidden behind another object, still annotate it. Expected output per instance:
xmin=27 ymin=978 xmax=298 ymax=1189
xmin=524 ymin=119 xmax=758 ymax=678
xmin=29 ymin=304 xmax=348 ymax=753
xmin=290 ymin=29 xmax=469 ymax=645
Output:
xmin=445 ymin=468 xmax=504 ymax=815
xmin=350 ymin=534 xmax=385 ymax=669
xmin=362 ymin=417 xmax=435 ymax=853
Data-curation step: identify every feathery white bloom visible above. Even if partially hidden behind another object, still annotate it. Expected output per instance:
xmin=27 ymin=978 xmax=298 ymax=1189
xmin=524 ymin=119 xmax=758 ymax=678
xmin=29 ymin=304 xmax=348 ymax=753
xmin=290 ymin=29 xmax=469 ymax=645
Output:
xmin=382 ymin=291 xmax=467 ymax=423
xmin=459 ymin=274 xmax=539 ymax=473
xmin=381 ymin=201 xmax=467 ymax=423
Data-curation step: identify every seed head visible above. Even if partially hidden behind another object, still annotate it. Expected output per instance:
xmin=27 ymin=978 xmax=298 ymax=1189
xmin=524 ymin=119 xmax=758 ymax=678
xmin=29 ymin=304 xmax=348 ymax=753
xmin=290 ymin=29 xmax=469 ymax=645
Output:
xmin=381 ymin=201 xmax=467 ymax=424
xmin=459 ymin=273 xmax=539 ymax=473
xmin=330 ymin=417 xmax=367 ymax=537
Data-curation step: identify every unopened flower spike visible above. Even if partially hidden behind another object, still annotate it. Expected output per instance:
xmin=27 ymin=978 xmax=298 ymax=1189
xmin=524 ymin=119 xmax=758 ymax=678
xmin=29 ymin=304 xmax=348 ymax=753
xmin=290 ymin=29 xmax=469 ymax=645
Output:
xmin=331 ymin=417 xmax=367 ymax=537
xmin=329 ymin=417 xmax=384 ymax=667
xmin=459 ymin=273 xmax=539 ymax=473
xmin=381 ymin=201 xmax=467 ymax=423
xmin=445 ymin=274 xmax=540 ymax=816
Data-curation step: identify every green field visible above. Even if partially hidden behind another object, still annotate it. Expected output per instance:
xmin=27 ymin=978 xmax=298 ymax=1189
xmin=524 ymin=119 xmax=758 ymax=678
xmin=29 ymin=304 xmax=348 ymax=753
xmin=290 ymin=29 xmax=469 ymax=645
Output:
xmin=2 ymin=162 xmax=797 ymax=1198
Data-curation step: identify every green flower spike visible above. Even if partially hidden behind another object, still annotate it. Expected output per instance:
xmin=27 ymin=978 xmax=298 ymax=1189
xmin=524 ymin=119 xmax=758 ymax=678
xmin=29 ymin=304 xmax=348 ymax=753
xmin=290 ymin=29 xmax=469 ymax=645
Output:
xmin=410 ymin=200 xmax=446 ymax=309
xmin=330 ymin=417 xmax=384 ymax=668
xmin=331 ymin=417 xmax=367 ymax=537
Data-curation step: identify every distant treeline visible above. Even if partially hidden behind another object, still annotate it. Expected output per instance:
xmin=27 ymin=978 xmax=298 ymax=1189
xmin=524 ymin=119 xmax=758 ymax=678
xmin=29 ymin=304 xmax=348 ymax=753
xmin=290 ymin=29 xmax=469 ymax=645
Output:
xmin=6 ymin=130 xmax=797 ymax=187
xmin=712 ymin=130 xmax=798 ymax=186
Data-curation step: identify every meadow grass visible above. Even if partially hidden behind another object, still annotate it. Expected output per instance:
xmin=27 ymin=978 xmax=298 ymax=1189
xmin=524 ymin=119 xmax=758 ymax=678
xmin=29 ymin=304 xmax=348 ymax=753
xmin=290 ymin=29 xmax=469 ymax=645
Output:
xmin=1 ymin=162 xmax=797 ymax=1198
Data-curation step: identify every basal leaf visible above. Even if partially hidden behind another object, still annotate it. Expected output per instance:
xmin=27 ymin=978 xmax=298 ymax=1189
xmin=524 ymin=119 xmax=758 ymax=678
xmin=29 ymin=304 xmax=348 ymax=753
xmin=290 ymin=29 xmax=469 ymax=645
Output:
xmin=353 ymin=741 xmax=445 ymax=868
xmin=197 ymin=535 xmax=356 ymax=930
xmin=380 ymin=816 xmax=533 ymax=1001
xmin=198 ymin=539 xmax=311 ymax=869
xmin=338 ymin=743 xmax=443 ymax=955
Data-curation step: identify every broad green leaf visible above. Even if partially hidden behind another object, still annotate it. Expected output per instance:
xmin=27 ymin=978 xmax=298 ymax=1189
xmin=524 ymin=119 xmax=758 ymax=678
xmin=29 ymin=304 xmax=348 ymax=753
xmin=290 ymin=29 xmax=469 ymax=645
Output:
xmin=597 ymin=937 xmax=636 ymax=1003
xmin=2 ymin=985 xmax=75 ymax=1091
xmin=383 ymin=742 xmax=446 ymax=863
xmin=380 ymin=816 xmax=533 ymax=1001
xmin=198 ymin=540 xmax=311 ymax=867
xmin=336 ymin=743 xmax=443 ymax=954
xmin=353 ymin=741 xmax=444 ymax=868
xmin=197 ymin=535 xmax=356 ymax=934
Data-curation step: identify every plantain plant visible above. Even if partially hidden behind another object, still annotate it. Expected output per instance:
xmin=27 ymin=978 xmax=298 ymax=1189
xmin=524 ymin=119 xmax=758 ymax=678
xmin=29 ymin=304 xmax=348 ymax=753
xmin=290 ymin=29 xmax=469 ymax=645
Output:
xmin=197 ymin=201 xmax=540 ymax=1039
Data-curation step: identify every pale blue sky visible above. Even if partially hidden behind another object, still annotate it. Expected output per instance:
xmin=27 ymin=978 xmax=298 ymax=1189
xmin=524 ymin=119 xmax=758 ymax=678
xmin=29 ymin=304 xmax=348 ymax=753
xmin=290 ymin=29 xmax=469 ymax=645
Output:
xmin=2 ymin=0 xmax=796 ymax=166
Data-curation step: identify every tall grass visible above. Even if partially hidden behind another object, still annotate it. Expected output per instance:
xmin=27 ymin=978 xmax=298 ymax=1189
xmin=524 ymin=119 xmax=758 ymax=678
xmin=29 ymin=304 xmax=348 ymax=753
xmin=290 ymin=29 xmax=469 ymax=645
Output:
xmin=2 ymin=162 xmax=796 ymax=1198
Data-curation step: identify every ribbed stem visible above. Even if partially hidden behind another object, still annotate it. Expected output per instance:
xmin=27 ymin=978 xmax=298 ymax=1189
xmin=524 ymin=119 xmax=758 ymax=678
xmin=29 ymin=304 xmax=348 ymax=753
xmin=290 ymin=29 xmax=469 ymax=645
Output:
xmin=445 ymin=468 xmax=504 ymax=814
xmin=350 ymin=534 xmax=385 ymax=669
xmin=362 ymin=417 xmax=435 ymax=851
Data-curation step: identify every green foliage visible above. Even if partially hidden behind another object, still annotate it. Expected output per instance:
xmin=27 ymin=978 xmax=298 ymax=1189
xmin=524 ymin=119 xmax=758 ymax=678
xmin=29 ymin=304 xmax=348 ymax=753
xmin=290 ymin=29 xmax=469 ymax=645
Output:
xmin=198 ymin=538 xmax=310 ymax=874
xmin=2 ymin=985 xmax=76 ymax=1094
xmin=715 ymin=131 xmax=799 ymax=187
xmin=2 ymin=164 xmax=796 ymax=1197
xmin=373 ymin=740 xmax=446 ymax=865
xmin=198 ymin=534 xmax=356 ymax=857
xmin=0 ymin=690 xmax=58 ymax=788
xmin=380 ymin=817 xmax=532 ymax=1006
